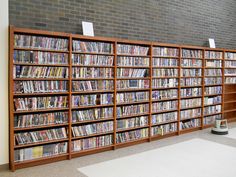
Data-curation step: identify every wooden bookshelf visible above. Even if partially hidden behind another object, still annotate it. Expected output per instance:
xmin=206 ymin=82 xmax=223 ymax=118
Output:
xmin=9 ymin=26 xmax=236 ymax=171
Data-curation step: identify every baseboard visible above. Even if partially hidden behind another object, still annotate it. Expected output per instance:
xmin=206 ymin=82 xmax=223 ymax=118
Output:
xmin=0 ymin=163 xmax=9 ymax=171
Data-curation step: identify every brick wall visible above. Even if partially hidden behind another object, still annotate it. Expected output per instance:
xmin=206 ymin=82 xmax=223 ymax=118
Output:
xmin=9 ymin=0 xmax=236 ymax=49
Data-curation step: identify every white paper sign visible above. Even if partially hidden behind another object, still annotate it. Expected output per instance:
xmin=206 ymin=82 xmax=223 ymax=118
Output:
xmin=209 ymin=38 xmax=216 ymax=48
xmin=82 ymin=21 xmax=94 ymax=36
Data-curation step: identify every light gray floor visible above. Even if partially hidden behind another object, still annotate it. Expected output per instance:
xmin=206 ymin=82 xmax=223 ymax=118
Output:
xmin=1 ymin=123 xmax=236 ymax=177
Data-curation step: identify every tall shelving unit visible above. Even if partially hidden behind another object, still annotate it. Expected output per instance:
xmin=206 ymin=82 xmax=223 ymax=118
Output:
xmin=224 ymin=50 xmax=236 ymax=122
xmin=179 ymin=48 xmax=203 ymax=133
xmin=9 ymin=26 xmax=236 ymax=171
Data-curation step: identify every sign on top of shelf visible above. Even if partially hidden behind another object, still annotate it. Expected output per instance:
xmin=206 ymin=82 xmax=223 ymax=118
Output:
xmin=82 ymin=21 xmax=94 ymax=36
xmin=208 ymin=38 xmax=216 ymax=48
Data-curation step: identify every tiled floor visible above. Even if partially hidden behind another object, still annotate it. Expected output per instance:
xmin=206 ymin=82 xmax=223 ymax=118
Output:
xmin=1 ymin=123 xmax=236 ymax=177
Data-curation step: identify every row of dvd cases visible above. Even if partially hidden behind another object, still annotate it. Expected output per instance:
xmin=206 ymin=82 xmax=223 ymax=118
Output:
xmin=9 ymin=27 xmax=236 ymax=170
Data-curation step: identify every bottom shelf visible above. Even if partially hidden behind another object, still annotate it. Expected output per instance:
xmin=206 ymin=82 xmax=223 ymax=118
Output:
xmin=180 ymin=126 xmax=201 ymax=134
xmin=151 ymin=131 xmax=178 ymax=140
xmin=116 ymin=137 xmax=149 ymax=148
xmin=14 ymin=153 xmax=69 ymax=170
xmin=71 ymin=145 xmax=114 ymax=158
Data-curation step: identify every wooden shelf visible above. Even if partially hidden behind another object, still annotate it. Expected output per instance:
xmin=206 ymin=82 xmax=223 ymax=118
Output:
xmin=204 ymin=112 xmax=222 ymax=117
xmin=116 ymin=125 xmax=149 ymax=133
xmin=72 ymin=78 xmax=114 ymax=80
xmin=13 ymin=63 xmax=69 ymax=67
xmin=152 ymin=56 xmax=179 ymax=58
xmin=117 ymin=54 xmax=150 ymax=57
xmin=151 ymin=131 xmax=178 ymax=139
xmin=14 ymin=138 xmax=68 ymax=149
xmin=204 ymin=75 xmax=222 ymax=77
xmin=152 ymin=66 xmax=179 ymax=68
xmin=72 ymin=131 xmax=113 ymax=140
xmin=181 ymin=66 xmax=202 ymax=68
xmin=14 ymin=92 xmax=69 ymax=96
xmin=224 ymin=100 xmax=236 ymax=104
xmin=116 ymin=137 xmax=149 ymax=146
xmin=152 ymin=76 xmax=179 ymax=79
xmin=117 ymin=88 xmax=150 ymax=92
xmin=152 ymin=87 xmax=178 ymax=90
xmin=152 ymin=97 xmax=178 ymax=102
xmin=72 ymin=64 xmax=114 ymax=68
xmin=116 ymin=77 xmax=150 ymax=80
xmin=180 ymin=105 xmax=202 ymax=110
xmin=72 ymin=51 xmax=114 ymax=56
xmin=180 ymin=126 xmax=201 ymax=133
xmin=72 ymin=104 xmax=114 ymax=110
xmin=180 ymin=85 xmax=203 ymax=88
xmin=204 ymin=103 xmax=222 ymax=107
xmin=180 ymin=116 xmax=202 ymax=121
xmin=224 ymin=109 xmax=236 ymax=113
xmin=14 ymin=78 xmax=69 ymax=81
xmin=151 ymin=120 xmax=178 ymax=126
xmin=72 ymin=90 xmax=114 ymax=94
xmin=117 ymin=66 xmax=150 ymax=68
xmin=117 ymin=113 xmax=149 ymax=119
xmin=71 ymin=145 xmax=114 ymax=156
xmin=14 ymin=123 xmax=69 ymax=131
xmin=204 ymin=93 xmax=222 ymax=97
xmin=14 ymin=47 xmax=69 ymax=53
xmin=152 ymin=109 xmax=178 ymax=114
xmin=14 ymin=108 xmax=69 ymax=114
xmin=116 ymin=100 xmax=149 ymax=106
xmin=180 ymin=95 xmax=202 ymax=99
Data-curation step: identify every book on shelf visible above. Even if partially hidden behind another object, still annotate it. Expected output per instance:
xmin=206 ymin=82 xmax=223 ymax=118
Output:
xmin=225 ymin=60 xmax=236 ymax=68
xmin=205 ymin=51 xmax=223 ymax=59
xmin=204 ymin=96 xmax=222 ymax=105
xmin=117 ymin=44 xmax=149 ymax=55
xmin=225 ymin=77 xmax=236 ymax=84
xmin=152 ymin=47 xmax=179 ymax=57
xmin=180 ymin=119 xmax=201 ymax=130
xmin=181 ymin=88 xmax=202 ymax=97
xmin=205 ymin=69 xmax=222 ymax=76
xmin=152 ymin=112 xmax=178 ymax=124
xmin=73 ymin=40 xmax=113 ymax=53
xmin=205 ymin=60 xmax=222 ymax=67
xmin=180 ymin=68 xmax=202 ymax=77
xmin=152 ymin=58 xmax=178 ymax=67
xmin=116 ymin=91 xmax=149 ymax=104
xmin=72 ymin=108 xmax=113 ymax=123
xmin=204 ymin=114 xmax=221 ymax=125
xmin=14 ymin=142 xmax=68 ymax=162
xmin=117 ymin=68 xmax=148 ymax=78
xmin=204 ymin=86 xmax=222 ymax=95
xmin=180 ymin=98 xmax=201 ymax=109
xmin=15 ymin=127 xmax=67 ymax=145
xmin=13 ymin=66 xmax=69 ymax=79
xmin=151 ymin=123 xmax=177 ymax=136
xmin=225 ymin=52 xmax=236 ymax=60
xmin=14 ymin=34 xmax=68 ymax=51
xmin=152 ymin=89 xmax=178 ymax=100
xmin=117 ymin=56 xmax=149 ymax=66
xmin=181 ymin=58 xmax=202 ymax=67
xmin=72 ymin=67 xmax=113 ymax=78
xmin=71 ymin=121 xmax=113 ymax=137
xmin=152 ymin=68 xmax=178 ymax=77
xmin=116 ymin=79 xmax=149 ymax=90
xmin=117 ymin=116 xmax=148 ymax=130
xmin=72 ymin=94 xmax=113 ymax=107
xmin=14 ymin=81 xmax=68 ymax=94
xmin=204 ymin=105 xmax=221 ymax=115
xmin=180 ymin=78 xmax=202 ymax=87
xmin=14 ymin=96 xmax=68 ymax=111
xmin=72 ymin=135 xmax=113 ymax=152
xmin=182 ymin=49 xmax=202 ymax=58
xmin=14 ymin=50 xmax=69 ymax=64
xmin=14 ymin=112 xmax=68 ymax=128
xmin=116 ymin=128 xmax=148 ymax=143
xmin=152 ymin=101 xmax=177 ymax=112
xmin=72 ymin=80 xmax=114 ymax=92
xmin=180 ymin=108 xmax=201 ymax=120
xmin=152 ymin=78 xmax=178 ymax=88
xmin=117 ymin=104 xmax=149 ymax=118
xmin=72 ymin=54 xmax=114 ymax=66
xmin=204 ymin=77 xmax=222 ymax=85
xmin=224 ymin=69 xmax=236 ymax=76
